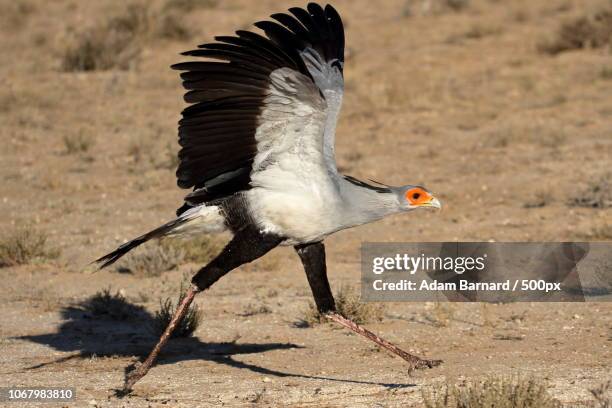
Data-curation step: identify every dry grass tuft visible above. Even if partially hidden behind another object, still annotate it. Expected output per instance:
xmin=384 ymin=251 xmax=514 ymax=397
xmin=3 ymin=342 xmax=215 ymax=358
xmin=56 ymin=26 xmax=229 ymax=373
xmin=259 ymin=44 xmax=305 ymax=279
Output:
xmin=63 ymin=131 xmax=94 ymax=154
xmin=61 ymin=3 xmax=147 ymax=71
xmin=81 ymin=288 xmax=147 ymax=321
xmin=523 ymin=189 xmax=554 ymax=208
xmin=116 ymin=241 xmax=185 ymax=276
xmin=403 ymin=0 xmax=469 ymax=17
xmin=238 ymin=303 xmax=272 ymax=317
xmin=162 ymin=143 xmax=181 ymax=170
xmin=0 ymin=1 xmax=36 ymax=30
xmin=151 ymin=280 xmax=202 ymax=338
xmin=422 ymin=376 xmax=562 ymax=408
xmin=127 ymin=136 xmax=148 ymax=165
xmin=171 ymin=236 xmax=223 ymax=265
xmin=115 ymin=236 xmax=222 ymax=276
xmin=425 ymin=302 xmax=457 ymax=327
xmin=0 ymin=227 xmax=60 ymax=267
xmin=538 ymin=8 xmax=612 ymax=55
xmin=586 ymin=223 xmax=612 ymax=240
xmin=163 ymin=0 xmax=219 ymax=12
xmin=127 ymin=139 xmax=180 ymax=171
xmin=568 ymin=173 xmax=612 ymax=209
xmin=154 ymin=12 xmax=192 ymax=41
xmin=590 ymin=380 xmax=611 ymax=408
xmin=600 ymin=66 xmax=612 ymax=80
xmin=462 ymin=24 xmax=502 ymax=40
xmin=483 ymin=123 xmax=567 ymax=149
xmin=301 ymin=285 xmax=385 ymax=326
xmin=442 ymin=0 xmax=469 ymax=11
xmin=61 ymin=1 xmax=193 ymax=71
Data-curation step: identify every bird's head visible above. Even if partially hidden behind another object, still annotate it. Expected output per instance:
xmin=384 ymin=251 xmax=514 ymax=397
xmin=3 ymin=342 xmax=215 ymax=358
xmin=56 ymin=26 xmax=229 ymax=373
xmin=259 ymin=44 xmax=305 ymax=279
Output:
xmin=345 ymin=177 xmax=441 ymax=217
xmin=396 ymin=185 xmax=441 ymax=212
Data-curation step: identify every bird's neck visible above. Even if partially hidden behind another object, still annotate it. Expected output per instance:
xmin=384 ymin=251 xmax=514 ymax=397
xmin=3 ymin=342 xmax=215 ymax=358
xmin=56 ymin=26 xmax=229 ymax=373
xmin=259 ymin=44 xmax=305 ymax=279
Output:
xmin=337 ymin=176 xmax=400 ymax=229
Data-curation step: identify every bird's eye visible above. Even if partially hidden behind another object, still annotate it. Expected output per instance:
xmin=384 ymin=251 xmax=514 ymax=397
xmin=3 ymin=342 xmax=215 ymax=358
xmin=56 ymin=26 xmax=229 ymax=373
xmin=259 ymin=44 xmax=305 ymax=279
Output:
xmin=405 ymin=188 xmax=427 ymax=204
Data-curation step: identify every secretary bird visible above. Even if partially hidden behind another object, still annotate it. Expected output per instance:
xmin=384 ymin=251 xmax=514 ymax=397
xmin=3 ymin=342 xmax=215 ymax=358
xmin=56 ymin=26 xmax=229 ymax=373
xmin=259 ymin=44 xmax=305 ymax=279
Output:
xmin=96 ymin=2 xmax=442 ymax=391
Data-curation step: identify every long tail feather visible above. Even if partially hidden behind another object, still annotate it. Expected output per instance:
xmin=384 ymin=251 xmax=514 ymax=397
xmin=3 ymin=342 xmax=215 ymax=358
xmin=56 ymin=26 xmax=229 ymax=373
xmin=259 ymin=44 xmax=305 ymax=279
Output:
xmin=94 ymin=217 xmax=189 ymax=269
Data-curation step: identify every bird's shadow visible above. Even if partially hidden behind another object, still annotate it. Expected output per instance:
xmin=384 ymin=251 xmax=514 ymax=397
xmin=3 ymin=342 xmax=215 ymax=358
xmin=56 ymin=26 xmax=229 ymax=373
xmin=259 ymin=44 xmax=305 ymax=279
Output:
xmin=18 ymin=295 xmax=414 ymax=391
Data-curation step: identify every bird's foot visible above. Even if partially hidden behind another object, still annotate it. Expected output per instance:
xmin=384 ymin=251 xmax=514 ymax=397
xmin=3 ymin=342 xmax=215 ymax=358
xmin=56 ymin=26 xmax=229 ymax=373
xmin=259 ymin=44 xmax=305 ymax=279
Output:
xmin=119 ymin=361 xmax=144 ymax=395
xmin=407 ymin=357 xmax=443 ymax=373
xmin=390 ymin=345 xmax=443 ymax=373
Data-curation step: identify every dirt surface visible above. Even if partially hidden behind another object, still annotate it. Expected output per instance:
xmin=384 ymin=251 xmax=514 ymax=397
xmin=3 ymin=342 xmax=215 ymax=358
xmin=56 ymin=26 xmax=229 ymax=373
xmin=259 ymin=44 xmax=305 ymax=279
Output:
xmin=0 ymin=0 xmax=611 ymax=406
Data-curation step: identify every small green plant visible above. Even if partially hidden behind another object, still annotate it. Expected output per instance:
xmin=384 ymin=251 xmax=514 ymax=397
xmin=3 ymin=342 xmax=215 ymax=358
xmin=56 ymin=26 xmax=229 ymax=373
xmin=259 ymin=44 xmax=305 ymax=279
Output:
xmin=63 ymin=131 xmax=94 ymax=154
xmin=81 ymin=288 xmax=147 ymax=321
xmin=0 ymin=227 xmax=60 ymax=267
xmin=600 ymin=66 xmax=612 ymax=80
xmin=163 ymin=0 xmax=219 ymax=12
xmin=151 ymin=280 xmax=202 ymax=338
xmin=458 ymin=24 xmax=502 ymax=41
xmin=422 ymin=376 xmax=562 ymax=408
xmin=444 ymin=0 xmax=469 ymax=11
xmin=301 ymin=285 xmax=385 ymax=326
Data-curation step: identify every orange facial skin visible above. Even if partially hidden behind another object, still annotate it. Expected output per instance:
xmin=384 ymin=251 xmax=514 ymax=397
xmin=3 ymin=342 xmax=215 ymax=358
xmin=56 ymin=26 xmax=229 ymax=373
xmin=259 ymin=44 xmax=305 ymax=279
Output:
xmin=405 ymin=187 xmax=431 ymax=206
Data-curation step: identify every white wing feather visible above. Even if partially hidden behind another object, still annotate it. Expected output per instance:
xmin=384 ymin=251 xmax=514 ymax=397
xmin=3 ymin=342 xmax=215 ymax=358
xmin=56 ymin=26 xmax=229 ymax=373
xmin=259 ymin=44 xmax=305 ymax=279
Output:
xmin=300 ymin=47 xmax=344 ymax=176
xmin=247 ymin=61 xmax=346 ymax=242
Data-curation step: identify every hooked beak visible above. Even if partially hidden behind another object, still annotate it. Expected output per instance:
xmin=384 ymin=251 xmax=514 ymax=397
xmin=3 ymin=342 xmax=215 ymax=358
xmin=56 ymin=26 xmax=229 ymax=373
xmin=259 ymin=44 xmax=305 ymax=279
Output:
xmin=420 ymin=196 xmax=442 ymax=210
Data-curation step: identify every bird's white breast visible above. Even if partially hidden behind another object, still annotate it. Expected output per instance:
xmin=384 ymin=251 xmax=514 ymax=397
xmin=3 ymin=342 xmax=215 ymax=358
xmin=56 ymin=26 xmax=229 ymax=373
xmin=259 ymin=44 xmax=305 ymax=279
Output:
xmin=247 ymin=161 xmax=343 ymax=245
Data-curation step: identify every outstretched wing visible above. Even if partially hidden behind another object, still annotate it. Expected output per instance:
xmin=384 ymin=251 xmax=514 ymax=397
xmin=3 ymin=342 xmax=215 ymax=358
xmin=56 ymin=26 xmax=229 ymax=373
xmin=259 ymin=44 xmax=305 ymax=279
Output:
xmin=172 ymin=3 xmax=344 ymax=212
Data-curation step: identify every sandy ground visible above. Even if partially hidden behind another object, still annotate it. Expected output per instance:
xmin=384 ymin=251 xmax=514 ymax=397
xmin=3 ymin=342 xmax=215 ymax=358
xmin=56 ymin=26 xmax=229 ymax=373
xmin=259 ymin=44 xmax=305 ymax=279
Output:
xmin=0 ymin=0 xmax=611 ymax=406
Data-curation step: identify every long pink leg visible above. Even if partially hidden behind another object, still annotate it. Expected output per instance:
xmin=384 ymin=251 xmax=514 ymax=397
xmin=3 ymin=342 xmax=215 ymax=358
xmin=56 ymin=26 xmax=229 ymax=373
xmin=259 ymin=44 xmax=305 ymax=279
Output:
xmin=122 ymin=228 xmax=282 ymax=393
xmin=123 ymin=285 xmax=199 ymax=392
xmin=325 ymin=312 xmax=442 ymax=371
xmin=295 ymin=242 xmax=442 ymax=372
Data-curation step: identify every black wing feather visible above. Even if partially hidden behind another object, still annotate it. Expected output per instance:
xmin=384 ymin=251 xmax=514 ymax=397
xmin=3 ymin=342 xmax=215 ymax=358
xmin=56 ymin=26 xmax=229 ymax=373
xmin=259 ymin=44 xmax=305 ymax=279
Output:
xmin=172 ymin=3 xmax=345 ymax=212
xmin=270 ymin=13 xmax=310 ymax=40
